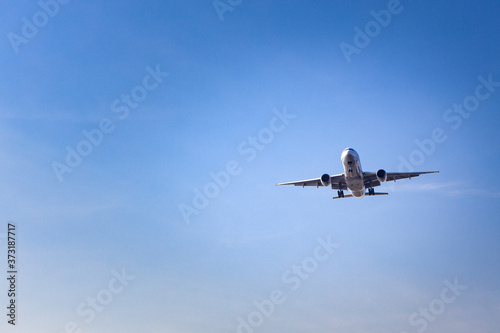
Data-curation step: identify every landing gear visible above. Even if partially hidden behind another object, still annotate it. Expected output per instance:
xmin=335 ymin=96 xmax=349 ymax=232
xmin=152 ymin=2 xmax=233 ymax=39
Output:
xmin=337 ymin=190 xmax=345 ymax=198
xmin=368 ymin=188 xmax=375 ymax=195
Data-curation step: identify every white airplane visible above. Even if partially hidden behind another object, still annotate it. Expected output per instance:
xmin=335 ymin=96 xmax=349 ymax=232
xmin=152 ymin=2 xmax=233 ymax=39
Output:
xmin=277 ymin=147 xmax=438 ymax=199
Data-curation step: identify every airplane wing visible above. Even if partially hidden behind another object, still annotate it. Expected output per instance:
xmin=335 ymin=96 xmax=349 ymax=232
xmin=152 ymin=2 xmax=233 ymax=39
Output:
xmin=277 ymin=173 xmax=347 ymax=189
xmin=363 ymin=171 xmax=439 ymax=187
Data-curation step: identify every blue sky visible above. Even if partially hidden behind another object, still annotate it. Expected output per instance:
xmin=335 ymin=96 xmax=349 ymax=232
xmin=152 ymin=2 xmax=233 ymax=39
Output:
xmin=1 ymin=0 xmax=499 ymax=332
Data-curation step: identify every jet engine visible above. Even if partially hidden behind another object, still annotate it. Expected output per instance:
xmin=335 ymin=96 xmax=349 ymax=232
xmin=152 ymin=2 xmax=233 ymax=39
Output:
xmin=376 ymin=169 xmax=387 ymax=183
xmin=320 ymin=173 xmax=331 ymax=187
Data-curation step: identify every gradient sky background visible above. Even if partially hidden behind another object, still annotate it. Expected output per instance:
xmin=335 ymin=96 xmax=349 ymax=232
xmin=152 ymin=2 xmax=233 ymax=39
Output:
xmin=1 ymin=1 xmax=499 ymax=332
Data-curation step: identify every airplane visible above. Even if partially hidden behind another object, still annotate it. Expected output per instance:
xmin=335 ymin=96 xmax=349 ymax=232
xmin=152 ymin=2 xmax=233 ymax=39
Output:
xmin=276 ymin=147 xmax=438 ymax=199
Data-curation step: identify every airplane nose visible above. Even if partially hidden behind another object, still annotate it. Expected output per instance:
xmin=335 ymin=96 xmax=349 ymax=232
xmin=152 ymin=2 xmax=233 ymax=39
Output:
xmin=341 ymin=150 xmax=354 ymax=160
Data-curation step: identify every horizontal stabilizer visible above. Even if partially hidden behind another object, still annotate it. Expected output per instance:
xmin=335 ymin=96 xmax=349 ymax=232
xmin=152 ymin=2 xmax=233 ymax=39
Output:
xmin=332 ymin=192 xmax=388 ymax=199
xmin=332 ymin=194 xmax=355 ymax=200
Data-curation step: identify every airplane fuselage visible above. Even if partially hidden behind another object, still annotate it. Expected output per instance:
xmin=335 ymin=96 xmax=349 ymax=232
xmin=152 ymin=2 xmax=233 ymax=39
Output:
xmin=341 ymin=148 xmax=365 ymax=198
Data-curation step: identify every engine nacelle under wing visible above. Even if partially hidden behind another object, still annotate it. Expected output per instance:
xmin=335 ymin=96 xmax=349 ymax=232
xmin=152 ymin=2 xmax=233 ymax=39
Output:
xmin=320 ymin=173 xmax=330 ymax=187
xmin=376 ymin=169 xmax=387 ymax=183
